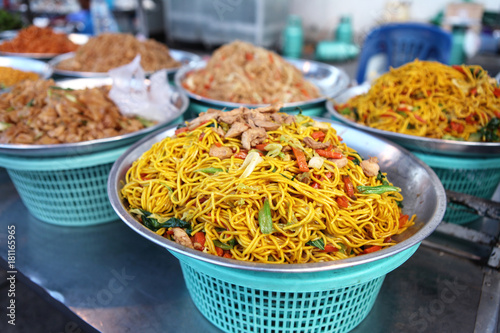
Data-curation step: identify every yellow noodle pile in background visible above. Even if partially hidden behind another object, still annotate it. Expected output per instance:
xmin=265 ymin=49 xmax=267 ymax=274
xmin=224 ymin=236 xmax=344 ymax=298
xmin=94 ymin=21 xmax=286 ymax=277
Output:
xmin=0 ymin=66 xmax=39 ymax=88
xmin=337 ymin=60 xmax=500 ymax=141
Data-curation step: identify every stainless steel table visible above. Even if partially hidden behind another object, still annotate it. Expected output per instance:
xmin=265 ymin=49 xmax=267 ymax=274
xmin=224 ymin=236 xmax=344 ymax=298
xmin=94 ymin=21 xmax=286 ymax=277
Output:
xmin=0 ymin=167 xmax=499 ymax=333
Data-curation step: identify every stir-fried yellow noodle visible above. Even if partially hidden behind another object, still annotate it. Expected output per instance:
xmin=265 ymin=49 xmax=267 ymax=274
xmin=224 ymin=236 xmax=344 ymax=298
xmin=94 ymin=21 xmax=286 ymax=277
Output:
xmin=122 ymin=107 xmax=414 ymax=263
xmin=337 ymin=60 xmax=500 ymax=142
xmin=181 ymin=40 xmax=321 ymax=104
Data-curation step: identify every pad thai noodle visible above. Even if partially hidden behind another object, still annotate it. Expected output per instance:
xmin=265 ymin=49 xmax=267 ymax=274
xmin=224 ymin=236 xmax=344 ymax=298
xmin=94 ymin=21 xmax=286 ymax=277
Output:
xmin=181 ymin=40 xmax=321 ymax=104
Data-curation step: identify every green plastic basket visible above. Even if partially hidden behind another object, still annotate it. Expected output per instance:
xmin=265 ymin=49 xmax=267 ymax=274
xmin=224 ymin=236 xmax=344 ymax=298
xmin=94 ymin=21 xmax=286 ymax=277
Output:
xmin=0 ymin=146 xmax=128 ymax=226
xmin=414 ymin=152 xmax=500 ymax=225
xmin=169 ymin=244 xmax=419 ymax=333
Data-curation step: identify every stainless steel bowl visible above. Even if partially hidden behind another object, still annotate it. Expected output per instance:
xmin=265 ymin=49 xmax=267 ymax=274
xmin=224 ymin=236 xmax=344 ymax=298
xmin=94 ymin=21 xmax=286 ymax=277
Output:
xmin=0 ymin=56 xmax=52 ymax=83
xmin=49 ymin=49 xmax=201 ymax=78
xmin=108 ymin=118 xmax=446 ymax=273
xmin=326 ymin=84 xmax=500 ymax=156
xmin=0 ymin=77 xmax=189 ymax=157
xmin=0 ymin=32 xmax=89 ymax=60
xmin=174 ymin=59 xmax=350 ymax=113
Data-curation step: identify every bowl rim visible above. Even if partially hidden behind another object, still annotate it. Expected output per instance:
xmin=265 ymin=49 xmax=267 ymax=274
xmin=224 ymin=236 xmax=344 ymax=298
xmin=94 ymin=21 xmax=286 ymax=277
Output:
xmin=49 ymin=49 xmax=202 ymax=78
xmin=0 ymin=55 xmax=53 ymax=80
xmin=107 ymin=118 xmax=447 ymax=273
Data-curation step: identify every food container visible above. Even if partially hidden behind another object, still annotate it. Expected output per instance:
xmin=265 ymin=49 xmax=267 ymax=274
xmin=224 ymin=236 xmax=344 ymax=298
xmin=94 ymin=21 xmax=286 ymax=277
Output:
xmin=175 ymin=59 xmax=350 ymax=117
xmin=326 ymin=84 xmax=500 ymax=156
xmin=327 ymin=85 xmax=500 ymax=224
xmin=108 ymin=119 xmax=446 ymax=333
xmin=49 ymin=49 xmax=201 ymax=81
xmin=0 ymin=78 xmax=189 ymax=226
xmin=0 ymin=31 xmax=80 ymax=60
xmin=0 ymin=78 xmax=188 ymax=157
xmin=0 ymin=56 xmax=52 ymax=91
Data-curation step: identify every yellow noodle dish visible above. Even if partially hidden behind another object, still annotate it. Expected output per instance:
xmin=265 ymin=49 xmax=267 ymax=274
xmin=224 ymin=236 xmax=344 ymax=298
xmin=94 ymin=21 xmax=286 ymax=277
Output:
xmin=336 ymin=60 xmax=500 ymax=142
xmin=121 ymin=106 xmax=415 ymax=263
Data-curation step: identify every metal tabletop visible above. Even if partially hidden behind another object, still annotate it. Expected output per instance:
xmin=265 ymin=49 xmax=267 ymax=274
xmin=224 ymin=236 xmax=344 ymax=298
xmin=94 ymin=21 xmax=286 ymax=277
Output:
xmin=0 ymin=167 xmax=499 ymax=333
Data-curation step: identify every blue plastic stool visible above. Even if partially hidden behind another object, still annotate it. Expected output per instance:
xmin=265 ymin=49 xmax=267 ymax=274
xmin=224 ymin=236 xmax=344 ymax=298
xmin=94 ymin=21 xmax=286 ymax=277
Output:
xmin=66 ymin=10 xmax=94 ymax=35
xmin=356 ymin=23 xmax=452 ymax=83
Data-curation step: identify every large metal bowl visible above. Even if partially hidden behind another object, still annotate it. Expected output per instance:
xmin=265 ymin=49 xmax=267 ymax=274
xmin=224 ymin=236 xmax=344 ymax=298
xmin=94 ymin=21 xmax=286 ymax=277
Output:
xmin=174 ymin=59 xmax=350 ymax=115
xmin=326 ymin=84 xmax=500 ymax=156
xmin=49 ymin=49 xmax=201 ymax=78
xmin=0 ymin=56 xmax=52 ymax=86
xmin=0 ymin=33 xmax=89 ymax=60
xmin=108 ymin=118 xmax=446 ymax=273
xmin=0 ymin=77 xmax=189 ymax=157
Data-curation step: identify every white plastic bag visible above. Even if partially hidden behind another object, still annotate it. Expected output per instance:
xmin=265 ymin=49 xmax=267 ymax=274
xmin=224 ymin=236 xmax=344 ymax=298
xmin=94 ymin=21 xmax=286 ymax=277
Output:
xmin=108 ymin=55 xmax=182 ymax=123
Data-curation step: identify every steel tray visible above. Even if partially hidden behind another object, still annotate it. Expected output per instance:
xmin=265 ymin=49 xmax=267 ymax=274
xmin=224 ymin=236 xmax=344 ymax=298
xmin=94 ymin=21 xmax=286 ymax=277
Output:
xmin=0 ymin=77 xmax=189 ymax=157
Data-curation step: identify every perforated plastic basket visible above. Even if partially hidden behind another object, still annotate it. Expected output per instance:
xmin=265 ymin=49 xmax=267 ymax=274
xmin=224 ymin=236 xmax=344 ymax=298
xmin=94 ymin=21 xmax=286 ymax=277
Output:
xmin=169 ymin=244 xmax=419 ymax=333
xmin=414 ymin=152 xmax=500 ymax=224
xmin=0 ymin=146 xmax=128 ymax=226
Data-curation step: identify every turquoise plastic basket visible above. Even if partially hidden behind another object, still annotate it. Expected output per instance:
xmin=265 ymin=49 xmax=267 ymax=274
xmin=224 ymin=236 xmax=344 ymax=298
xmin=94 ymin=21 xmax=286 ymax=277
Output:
xmin=414 ymin=152 xmax=500 ymax=224
xmin=0 ymin=146 xmax=128 ymax=226
xmin=169 ymin=244 xmax=419 ymax=333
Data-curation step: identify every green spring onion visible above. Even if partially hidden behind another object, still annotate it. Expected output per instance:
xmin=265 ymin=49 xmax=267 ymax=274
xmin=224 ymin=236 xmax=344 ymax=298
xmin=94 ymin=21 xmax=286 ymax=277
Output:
xmin=357 ymin=185 xmax=401 ymax=194
xmin=258 ymin=199 xmax=273 ymax=234
xmin=194 ymin=167 xmax=224 ymax=174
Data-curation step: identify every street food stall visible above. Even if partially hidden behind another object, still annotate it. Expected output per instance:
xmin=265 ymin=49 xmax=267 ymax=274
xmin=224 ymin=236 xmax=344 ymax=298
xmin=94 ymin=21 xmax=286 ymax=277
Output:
xmin=0 ymin=1 xmax=499 ymax=332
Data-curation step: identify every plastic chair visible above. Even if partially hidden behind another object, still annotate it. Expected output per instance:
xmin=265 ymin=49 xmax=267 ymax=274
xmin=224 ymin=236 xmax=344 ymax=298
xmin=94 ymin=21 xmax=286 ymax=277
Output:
xmin=356 ymin=23 xmax=452 ymax=83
